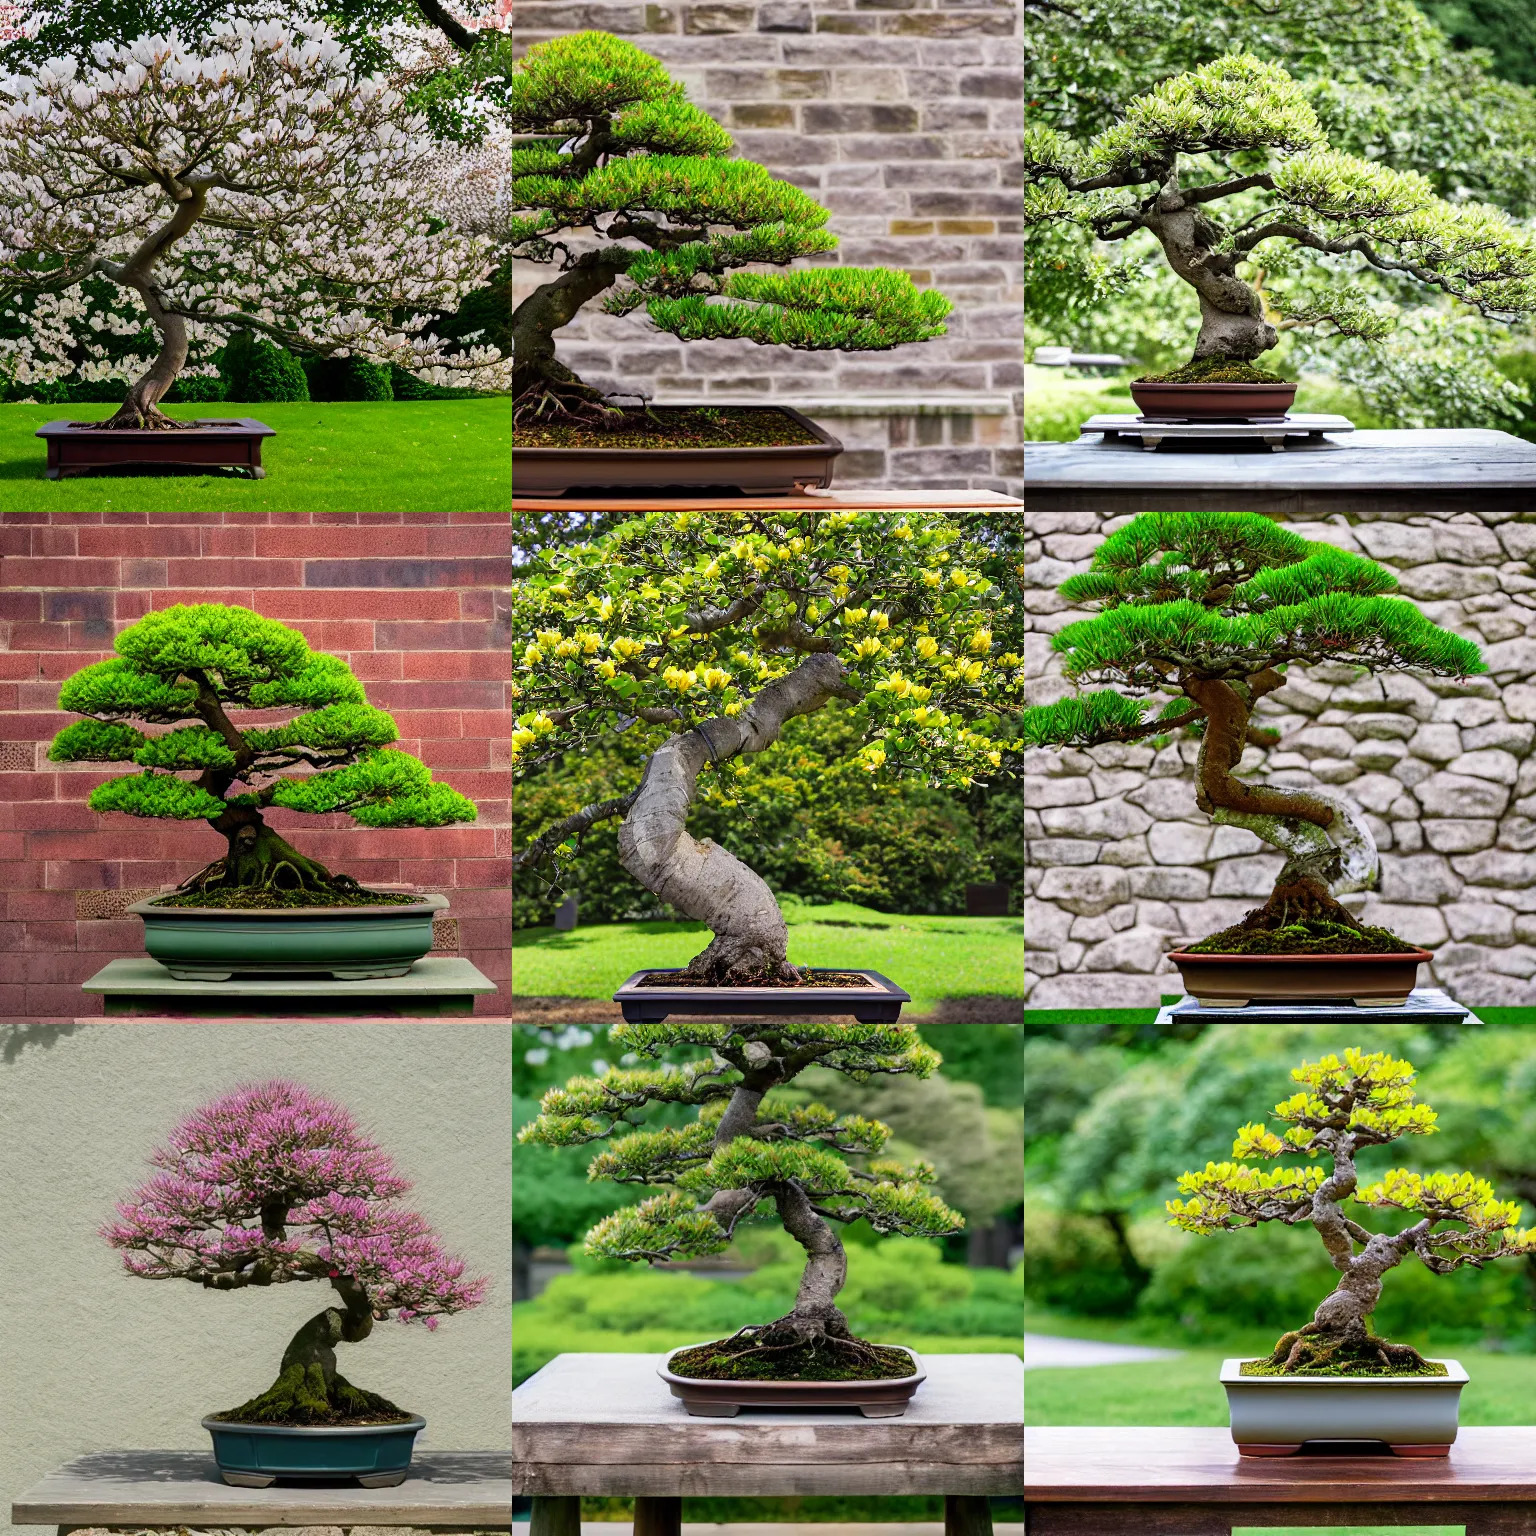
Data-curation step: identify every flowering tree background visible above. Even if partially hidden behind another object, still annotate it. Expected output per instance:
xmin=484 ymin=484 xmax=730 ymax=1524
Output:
xmin=1169 ymin=1048 xmax=1536 ymax=1374
xmin=104 ymin=1080 xmax=487 ymax=1423
xmin=520 ymin=1016 xmax=963 ymax=1367
xmin=48 ymin=603 xmax=477 ymax=898
xmin=511 ymin=508 xmax=1023 ymax=983
xmin=0 ymin=19 xmax=508 ymax=427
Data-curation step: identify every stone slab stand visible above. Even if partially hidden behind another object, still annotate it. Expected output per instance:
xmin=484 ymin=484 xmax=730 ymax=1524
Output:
xmin=1024 ymin=429 xmax=1536 ymax=1009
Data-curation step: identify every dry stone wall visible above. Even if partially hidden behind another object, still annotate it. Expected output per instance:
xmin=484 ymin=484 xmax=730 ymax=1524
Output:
xmin=1025 ymin=507 xmax=1536 ymax=1009
xmin=511 ymin=0 xmax=1023 ymax=494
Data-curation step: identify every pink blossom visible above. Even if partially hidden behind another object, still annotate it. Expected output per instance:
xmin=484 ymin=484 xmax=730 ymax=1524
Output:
xmin=104 ymin=1080 xmax=487 ymax=1323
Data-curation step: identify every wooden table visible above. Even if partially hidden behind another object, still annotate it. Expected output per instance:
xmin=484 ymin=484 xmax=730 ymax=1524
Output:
xmin=514 ymin=1353 xmax=1022 ymax=1536
xmin=1025 ymin=1425 xmax=1536 ymax=1534
xmin=12 ymin=1450 xmax=512 ymax=1533
xmin=512 ymin=490 xmax=1022 ymax=514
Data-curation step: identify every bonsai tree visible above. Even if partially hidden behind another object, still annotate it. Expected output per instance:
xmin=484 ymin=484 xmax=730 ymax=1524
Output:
xmin=508 ymin=31 xmax=952 ymax=423
xmin=1168 ymin=1048 xmax=1536 ymax=1373
xmin=0 ymin=19 xmax=506 ymax=430
xmin=1021 ymin=510 xmax=1485 ymax=950
xmin=47 ymin=603 xmax=477 ymax=902
xmin=511 ymin=507 xmax=1023 ymax=982
xmin=519 ymin=1014 xmax=963 ymax=1370
xmin=1023 ymin=53 xmax=1536 ymax=379
xmin=105 ymin=1079 xmax=486 ymax=1422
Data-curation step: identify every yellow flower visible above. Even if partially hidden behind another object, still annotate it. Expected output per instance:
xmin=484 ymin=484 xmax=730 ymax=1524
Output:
xmin=536 ymin=629 xmax=561 ymax=647
xmin=554 ymin=639 xmax=580 ymax=658
xmin=870 ymin=610 xmax=890 ymax=631
xmin=911 ymin=685 xmax=932 ymax=702
xmin=894 ymin=523 xmax=913 ymax=540
xmin=915 ymin=636 xmax=939 ymax=659
xmin=702 ymin=667 xmax=731 ymax=690
xmin=862 ymin=747 xmax=886 ymax=772
xmin=663 ymin=666 xmax=698 ymax=693
xmin=912 ymin=706 xmax=930 ymax=725
xmin=593 ymin=659 xmax=617 ymax=680
xmin=987 ymin=750 xmax=1002 ymax=767
xmin=522 ymin=643 xmax=544 ymax=665
xmin=951 ymin=569 xmax=972 ymax=588
xmin=853 ymin=636 xmax=883 ymax=658
xmin=724 ymin=701 xmax=744 ymax=716
xmin=844 ymin=607 xmax=868 ymax=624
xmin=576 ymin=631 xmax=602 ymax=654
xmin=880 ymin=674 xmax=912 ymax=697
xmin=968 ymin=628 xmax=992 ymax=653
xmin=612 ymin=636 xmax=646 ymax=659
xmin=597 ymin=596 xmax=614 ymax=621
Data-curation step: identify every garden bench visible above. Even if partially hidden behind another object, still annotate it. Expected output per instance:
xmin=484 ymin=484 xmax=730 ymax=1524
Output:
xmin=12 ymin=1450 xmax=513 ymax=1535
xmin=513 ymin=1353 xmax=1022 ymax=1536
xmin=1025 ymin=1425 xmax=1536 ymax=1534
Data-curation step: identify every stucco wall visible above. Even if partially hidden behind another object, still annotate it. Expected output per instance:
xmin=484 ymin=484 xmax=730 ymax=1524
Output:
xmin=0 ymin=1022 xmax=511 ymax=1534
xmin=1025 ymin=508 xmax=1536 ymax=1008
xmin=511 ymin=0 xmax=1024 ymax=495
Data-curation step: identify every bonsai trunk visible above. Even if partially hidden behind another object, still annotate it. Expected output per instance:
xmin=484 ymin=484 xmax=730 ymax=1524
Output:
xmin=95 ymin=187 xmax=209 ymax=431
xmin=217 ymin=1279 xmax=407 ymax=1425
xmin=180 ymin=804 xmax=346 ymax=896
xmin=617 ymin=653 xmax=851 ymax=983
xmin=1143 ymin=188 xmax=1277 ymax=362
xmin=512 ymin=254 xmax=631 ymax=425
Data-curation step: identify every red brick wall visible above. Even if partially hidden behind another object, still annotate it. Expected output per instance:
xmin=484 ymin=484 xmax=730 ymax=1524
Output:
xmin=0 ymin=513 xmax=511 ymax=1020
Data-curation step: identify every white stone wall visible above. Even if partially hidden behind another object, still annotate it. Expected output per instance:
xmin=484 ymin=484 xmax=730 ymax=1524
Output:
xmin=1025 ymin=508 xmax=1536 ymax=1009
xmin=512 ymin=0 xmax=1023 ymax=495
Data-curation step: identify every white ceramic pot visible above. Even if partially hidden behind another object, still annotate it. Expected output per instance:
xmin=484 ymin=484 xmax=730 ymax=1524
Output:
xmin=1220 ymin=1356 xmax=1468 ymax=1456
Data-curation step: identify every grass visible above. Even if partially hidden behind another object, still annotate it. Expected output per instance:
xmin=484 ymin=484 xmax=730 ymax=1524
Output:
xmin=511 ymin=900 xmax=1024 ymax=1015
xmin=0 ymin=399 xmax=510 ymax=511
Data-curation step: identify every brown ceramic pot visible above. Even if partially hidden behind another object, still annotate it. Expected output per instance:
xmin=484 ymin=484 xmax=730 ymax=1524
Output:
xmin=512 ymin=406 xmax=842 ymax=495
xmin=1167 ymin=949 xmax=1432 ymax=1008
xmin=1129 ymin=381 xmax=1298 ymax=422
xmin=658 ymin=1345 xmax=925 ymax=1418
xmin=613 ymin=967 xmax=909 ymax=1024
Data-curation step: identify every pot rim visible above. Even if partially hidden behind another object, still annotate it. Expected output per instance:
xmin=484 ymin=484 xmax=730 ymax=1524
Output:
xmin=513 ymin=404 xmax=841 ymax=459
xmin=614 ymin=967 xmax=910 ymax=1000
xmin=200 ymin=1413 xmax=427 ymax=1435
xmin=1129 ymin=381 xmax=1299 ymax=392
xmin=1218 ymin=1357 xmax=1467 ymax=1386
xmin=129 ymin=893 xmax=449 ymax=920
xmin=1168 ymin=948 xmax=1432 ymax=964
xmin=658 ymin=1342 xmax=925 ymax=1390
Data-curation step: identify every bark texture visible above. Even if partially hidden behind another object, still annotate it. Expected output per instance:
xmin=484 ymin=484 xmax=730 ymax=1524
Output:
xmin=511 ymin=253 xmax=631 ymax=424
xmin=618 ymin=652 xmax=851 ymax=983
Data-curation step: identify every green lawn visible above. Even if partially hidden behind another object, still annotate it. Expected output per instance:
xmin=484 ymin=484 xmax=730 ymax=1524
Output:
xmin=0 ymin=400 xmax=510 ymax=510
xmin=511 ymin=900 xmax=1024 ymax=1014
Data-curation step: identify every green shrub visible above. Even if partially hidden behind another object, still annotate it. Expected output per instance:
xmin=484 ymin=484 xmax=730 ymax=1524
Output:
xmin=389 ymin=364 xmax=487 ymax=400
xmin=221 ymin=330 xmax=310 ymax=402
xmin=304 ymin=355 xmax=393 ymax=401
xmin=1024 ymin=1206 xmax=1149 ymax=1317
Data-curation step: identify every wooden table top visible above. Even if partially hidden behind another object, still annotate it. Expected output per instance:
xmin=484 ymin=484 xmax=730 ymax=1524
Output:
xmin=11 ymin=1450 xmax=513 ymax=1528
xmin=513 ymin=1352 xmax=1023 ymax=1497
xmin=1025 ymin=1426 xmax=1536 ymax=1503
xmin=513 ymin=490 xmax=1022 ymax=514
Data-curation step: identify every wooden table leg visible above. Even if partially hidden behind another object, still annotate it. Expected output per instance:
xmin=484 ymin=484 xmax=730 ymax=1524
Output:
xmin=530 ymin=1495 xmax=580 ymax=1536
xmin=945 ymin=1495 xmax=993 ymax=1536
xmin=634 ymin=1496 xmax=682 ymax=1536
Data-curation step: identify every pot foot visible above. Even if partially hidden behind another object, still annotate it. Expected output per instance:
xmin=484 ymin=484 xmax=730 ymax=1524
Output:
xmin=859 ymin=1404 xmax=908 ymax=1417
xmin=682 ymin=1403 xmax=741 ymax=1417
xmin=1353 ymin=997 xmax=1407 ymax=1007
xmin=166 ymin=968 xmax=235 ymax=981
xmin=1193 ymin=996 xmax=1247 ymax=1009
xmin=1236 ymin=1444 xmax=1302 ymax=1457
xmin=330 ymin=967 xmax=413 ymax=980
xmin=356 ymin=1471 xmax=410 ymax=1487
xmin=219 ymin=1472 xmax=276 ymax=1487
xmin=1390 ymin=1444 xmax=1452 ymax=1457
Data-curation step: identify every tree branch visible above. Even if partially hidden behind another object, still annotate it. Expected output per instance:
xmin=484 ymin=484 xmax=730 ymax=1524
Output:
xmin=514 ymin=789 xmax=641 ymax=870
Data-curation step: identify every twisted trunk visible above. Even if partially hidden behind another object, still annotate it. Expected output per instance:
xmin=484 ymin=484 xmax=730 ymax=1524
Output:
xmin=1141 ymin=181 xmax=1277 ymax=362
xmin=217 ymin=1277 xmax=407 ymax=1425
xmin=618 ymin=653 xmax=850 ymax=983
xmin=178 ymin=803 xmax=341 ymax=896
xmin=512 ymin=253 xmax=630 ymax=424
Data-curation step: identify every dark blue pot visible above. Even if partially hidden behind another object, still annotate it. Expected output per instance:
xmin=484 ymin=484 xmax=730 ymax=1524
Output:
xmin=201 ymin=1415 xmax=426 ymax=1487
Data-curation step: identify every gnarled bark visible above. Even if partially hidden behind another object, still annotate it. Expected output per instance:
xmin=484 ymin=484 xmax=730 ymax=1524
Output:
xmin=617 ymin=652 xmax=851 ymax=982
xmin=512 ymin=252 xmax=632 ymax=424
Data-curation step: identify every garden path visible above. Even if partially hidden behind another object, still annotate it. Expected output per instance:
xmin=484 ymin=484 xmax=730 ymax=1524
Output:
xmin=1023 ymin=1334 xmax=1182 ymax=1370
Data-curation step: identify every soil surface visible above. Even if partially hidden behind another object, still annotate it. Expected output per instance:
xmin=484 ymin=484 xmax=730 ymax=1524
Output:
xmin=151 ymin=887 xmax=420 ymax=910
xmin=1240 ymin=1357 xmax=1447 ymax=1378
xmin=1184 ymin=921 xmax=1420 ymax=955
xmin=207 ymin=1408 xmax=419 ymax=1425
xmin=1137 ymin=358 xmax=1292 ymax=385
xmin=671 ymin=1338 xmax=917 ymax=1382
xmin=636 ymin=969 xmax=875 ymax=989
xmin=515 ymin=406 xmax=822 ymax=450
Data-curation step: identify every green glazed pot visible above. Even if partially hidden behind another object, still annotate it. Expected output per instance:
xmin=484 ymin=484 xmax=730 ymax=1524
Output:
xmin=201 ymin=1414 xmax=426 ymax=1487
xmin=128 ymin=894 xmax=448 ymax=981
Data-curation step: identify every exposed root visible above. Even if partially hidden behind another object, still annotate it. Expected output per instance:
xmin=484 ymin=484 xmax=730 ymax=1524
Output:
xmin=90 ymin=401 xmax=195 ymax=431
xmin=682 ymin=932 xmax=801 ymax=986
xmin=1267 ymin=1325 xmax=1432 ymax=1375
xmin=512 ymin=373 xmax=642 ymax=430
xmin=216 ymin=1361 xmax=411 ymax=1426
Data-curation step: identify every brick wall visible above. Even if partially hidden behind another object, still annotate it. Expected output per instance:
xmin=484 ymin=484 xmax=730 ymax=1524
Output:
xmin=511 ymin=0 xmax=1024 ymax=495
xmin=0 ymin=513 xmax=512 ymax=1020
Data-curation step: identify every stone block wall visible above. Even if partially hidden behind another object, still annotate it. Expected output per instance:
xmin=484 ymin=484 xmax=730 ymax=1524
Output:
xmin=510 ymin=0 xmax=1023 ymax=495
xmin=1025 ymin=508 xmax=1536 ymax=1009
xmin=0 ymin=513 xmax=513 ymax=1019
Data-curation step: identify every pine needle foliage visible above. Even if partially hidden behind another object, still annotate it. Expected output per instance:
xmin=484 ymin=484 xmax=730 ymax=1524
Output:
xmin=47 ymin=604 xmax=476 ymax=895
xmin=510 ymin=31 xmax=951 ymax=414
xmin=1165 ymin=1049 xmax=1536 ymax=1372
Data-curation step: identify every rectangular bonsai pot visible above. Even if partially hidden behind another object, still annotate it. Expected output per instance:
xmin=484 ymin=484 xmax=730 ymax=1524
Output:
xmin=1167 ymin=949 xmax=1432 ymax=1008
xmin=614 ymin=967 xmax=910 ymax=1023
xmin=512 ymin=406 xmax=842 ymax=495
xmin=659 ymin=1345 xmax=924 ymax=1418
xmin=36 ymin=417 xmax=275 ymax=479
xmin=1220 ymin=1357 xmax=1467 ymax=1456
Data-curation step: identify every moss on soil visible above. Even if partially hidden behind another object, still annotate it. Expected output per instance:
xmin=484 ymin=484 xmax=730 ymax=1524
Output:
xmin=1185 ymin=918 xmax=1420 ymax=955
xmin=1137 ymin=358 xmax=1292 ymax=385
xmin=1241 ymin=1355 xmax=1448 ymax=1378
xmin=151 ymin=886 xmax=420 ymax=910
xmin=515 ymin=406 xmax=822 ymax=450
xmin=671 ymin=1339 xmax=916 ymax=1382
xmin=638 ymin=969 xmax=875 ymax=989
